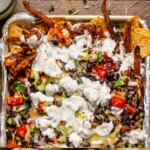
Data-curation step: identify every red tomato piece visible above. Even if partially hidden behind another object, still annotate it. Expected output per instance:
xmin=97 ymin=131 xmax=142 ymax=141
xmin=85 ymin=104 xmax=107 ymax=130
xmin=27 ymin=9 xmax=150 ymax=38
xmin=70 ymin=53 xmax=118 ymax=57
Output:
xmin=110 ymin=93 xmax=125 ymax=108
xmin=93 ymin=65 xmax=107 ymax=79
xmin=7 ymin=96 xmax=23 ymax=106
xmin=51 ymin=137 xmax=57 ymax=144
xmin=16 ymin=123 xmax=27 ymax=139
xmin=103 ymin=52 xmax=109 ymax=59
xmin=125 ymin=104 xmax=136 ymax=115
xmin=7 ymin=140 xmax=20 ymax=148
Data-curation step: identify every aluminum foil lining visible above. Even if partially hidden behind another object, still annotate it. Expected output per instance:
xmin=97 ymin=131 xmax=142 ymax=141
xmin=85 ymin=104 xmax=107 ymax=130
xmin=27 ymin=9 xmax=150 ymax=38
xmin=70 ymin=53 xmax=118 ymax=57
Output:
xmin=0 ymin=12 xmax=149 ymax=148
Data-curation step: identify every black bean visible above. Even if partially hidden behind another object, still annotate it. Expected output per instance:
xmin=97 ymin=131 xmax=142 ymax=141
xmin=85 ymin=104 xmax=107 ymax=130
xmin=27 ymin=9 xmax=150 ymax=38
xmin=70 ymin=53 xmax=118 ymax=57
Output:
xmin=38 ymin=135 xmax=43 ymax=140
xmin=106 ymin=58 xmax=113 ymax=63
xmin=30 ymin=132 xmax=34 ymax=138
xmin=95 ymin=117 xmax=103 ymax=124
xmin=57 ymin=89 xmax=63 ymax=95
xmin=22 ymin=114 xmax=30 ymax=119
xmin=114 ymin=73 xmax=120 ymax=80
xmin=87 ymin=76 xmax=97 ymax=82
xmin=107 ymin=75 xmax=114 ymax=82
xmin=114 ymin=65 xmax=120 ymax=71
xmin=77 ymin=72 xmax=83 ymax=77
xmin=50 ymin=81 xmax=56 ymax=84
xmin=136 ymin=109 xmax=140 ymax=115
xmin=12 ymin=111 xmax=17 ymax=117
xmin=72 ymin=68 xmax=78 ymax=72
xmin=45 ymin=136 xmax=51 ymax=143
xmin=32 ymin=142 xmax=38 ymax=148
xmin=113 ymin=120 xmax=118 ymax=126
xmin=21 ymin=117 xmax=27 ymax=124
xmin=135 ymin=116 xmax=140 ymax=121
xmin=87 ymin=63 xmax=93 ymax=69
xmin=130 ymin=120 xmax=135 ymax=125
xmin=22 ymin=140 xmax=27 ymax=147
xmin=66 ymin=137 xmax=71 ymax=147
xmin=82 ymin=141 xmax=91 ymax=147
xmin=100 ymin=80 xmax=105 ymax=84
xmin=94 ymin=109 xmax=101 ymax=115
xmin=6 ymin=131 xmax=12 ymax=139
xmin=56 ymin=131 xmax=62 ymax=138
xmin=30 ymin=84 xmax=37 ymax=93
xmin=126 ymin=120 xmax=131 ymax=125
xmin=66 ymin=93 xmax=72 ymax=98
xmin=104 ymin=117 xmax=110 ymax=123
xmin=12 ymin=122 xmax=17 ymax=128
xmin=52 ymin=40 xmax=59 ymax=46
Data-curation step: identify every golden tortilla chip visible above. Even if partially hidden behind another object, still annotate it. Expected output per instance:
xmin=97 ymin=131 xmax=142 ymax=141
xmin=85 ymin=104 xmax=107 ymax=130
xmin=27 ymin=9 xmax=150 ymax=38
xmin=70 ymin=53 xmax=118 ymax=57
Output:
xmin=128 ymin=17 xmax=150 ymax=58
xmin=127 ymin=16 xmax=140 ymax=28
xmin=140 ymin=46 xmax=150 ymax=58
xmin=8 ymin=24 xmax=24 ymax=51
xmin=90 ymin=17 xmax=106 ymax=28
xmin=8 ymin=24 xmax=24 ymax=38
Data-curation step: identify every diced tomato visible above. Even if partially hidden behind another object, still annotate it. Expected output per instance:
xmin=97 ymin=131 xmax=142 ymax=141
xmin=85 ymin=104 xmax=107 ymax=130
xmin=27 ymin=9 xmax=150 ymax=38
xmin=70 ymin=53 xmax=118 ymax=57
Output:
xmin=103 ymin=52 xmax=109 ymax=59
xmin=93 ymin=65 xmax=107 ymax=79
xmin=7 ymin=140 xmax=20 ymax=148
xmin=51 ymin=137 xmax=57 ymax=144
xmin=7 ymin=96 xmax=23 ymax=106
xmin=110 ymin=93 xmax=126 ymax=108
xmin=38 ymin=101 xmax=49 ymax=113
xmin=121 ymin=125 xmax=130 ymax=133
xmin=60 ymin=120 xmax=67 ymax=126
xmin=16 ymin=123 xmax=27 ymax=139
xmin=125 ymin=104 xmax=136 ymax=115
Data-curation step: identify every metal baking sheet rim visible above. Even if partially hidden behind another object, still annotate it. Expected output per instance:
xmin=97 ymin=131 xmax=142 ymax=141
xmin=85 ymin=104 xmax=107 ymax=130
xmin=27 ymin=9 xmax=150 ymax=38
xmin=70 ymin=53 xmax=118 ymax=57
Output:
xmin=0 ymin=12 xmax=149 ymax=148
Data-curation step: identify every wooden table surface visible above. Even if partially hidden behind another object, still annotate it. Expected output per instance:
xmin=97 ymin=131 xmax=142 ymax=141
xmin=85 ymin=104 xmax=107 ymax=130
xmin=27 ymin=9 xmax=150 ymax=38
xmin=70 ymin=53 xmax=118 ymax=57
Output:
xmin=0 ymin=0 xmax=150 ymax=36
xmin=0 ymin=0 xmax=150 ymax=103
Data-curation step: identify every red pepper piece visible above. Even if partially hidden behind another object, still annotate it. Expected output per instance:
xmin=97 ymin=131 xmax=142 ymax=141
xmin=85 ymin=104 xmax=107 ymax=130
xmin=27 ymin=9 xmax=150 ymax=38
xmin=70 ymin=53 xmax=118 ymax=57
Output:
xmin=16 ymin=123 xmax=27 ymax=139
xmin=110 ymin=93 xmax=126 ymax=108
xmin=7 ymin=140 xmax=20 ymax=148
xmin=7 ymin=96 xmax=23 ymax=106
xmin=125 ymin=104 xmax=136 ymax=115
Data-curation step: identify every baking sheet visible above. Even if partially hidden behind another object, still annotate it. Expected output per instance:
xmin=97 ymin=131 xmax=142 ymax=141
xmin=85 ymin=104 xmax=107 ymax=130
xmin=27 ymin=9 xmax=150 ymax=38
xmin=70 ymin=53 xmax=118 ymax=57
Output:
xmin=0 ymin=13 xmax=149 ymax=148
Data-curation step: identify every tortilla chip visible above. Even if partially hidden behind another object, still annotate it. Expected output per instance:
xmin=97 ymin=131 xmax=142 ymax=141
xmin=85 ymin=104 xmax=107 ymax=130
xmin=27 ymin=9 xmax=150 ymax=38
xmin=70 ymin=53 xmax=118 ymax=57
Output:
xmin=8 ymin=24 xmax=24 ymax=51
xmin=127 ymin=16 xmax=140 ymax=28
xmin=128 ymin=17 xmax=150 ymax=58
xmin=90 ymin=17 xmax=106 ymax=28
xmin=140 ymin=46 xmax=150 ymax=58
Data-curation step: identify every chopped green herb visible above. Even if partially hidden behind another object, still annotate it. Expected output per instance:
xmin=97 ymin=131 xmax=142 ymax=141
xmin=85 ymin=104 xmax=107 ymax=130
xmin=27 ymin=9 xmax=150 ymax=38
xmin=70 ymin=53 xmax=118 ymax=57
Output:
xmin=15 ymin=136 xmax=21 ymax=141
xmin=83 ymin=0 xmax=87 ymax=4
xmin=138 ymin=123 xmax=142 ymax=129
xmin=85 ymin=5 xmax=90 ymax=9
xmin=91 ymin=1 xmax=95 ymax=6
xmin=97 ymin=52 xmax=103 ymax=61
xmin=57 ymin=125 xmax=72 ymax=137
xmin=114 ymin=80 xmax=124 ymax=87
xmin=7 ymin=117 xmax=13 ymax=125
xmin=49 ymin=5 xmax=55 ymax=12
xmin=31 ymin=125 xmax=39 ymax=132
xmin=140 ymin=112 xmax=144 ymax=117
xmin=107 ymin=7 xmax=111 ymax=15
xmin=75 ymin=60 xmax=83 ymax=72
xmin=68 ymin=8 xmax=79 ymax=15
